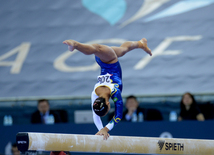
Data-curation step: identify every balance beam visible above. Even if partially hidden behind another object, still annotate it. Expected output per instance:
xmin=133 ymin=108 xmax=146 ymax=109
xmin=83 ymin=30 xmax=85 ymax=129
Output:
xmin=16 ymin=132 xmax=214 ymax=154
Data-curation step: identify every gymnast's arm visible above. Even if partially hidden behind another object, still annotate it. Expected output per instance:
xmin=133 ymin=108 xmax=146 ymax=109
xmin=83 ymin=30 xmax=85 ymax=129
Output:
xmin=106 ymin=90 xmax=123 ymax=131
xmin=92 ymin=108 xmax=110 ymax=140
xmin=94 ymin=90 xmax=123 ymax=140
xmin=92 ymin=110 xmax=103 ymax=130
xmin=91 ymin=92 xmax=104 ymax=130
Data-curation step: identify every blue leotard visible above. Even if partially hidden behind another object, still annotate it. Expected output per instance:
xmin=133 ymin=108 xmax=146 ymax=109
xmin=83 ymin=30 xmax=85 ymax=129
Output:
xmin=91 ymin=56 xmax=123 ymax=131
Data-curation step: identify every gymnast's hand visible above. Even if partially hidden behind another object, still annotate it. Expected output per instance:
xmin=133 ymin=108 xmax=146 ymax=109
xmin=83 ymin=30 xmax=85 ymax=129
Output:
xmin=96 ymin=127 xmax=110 ymax=140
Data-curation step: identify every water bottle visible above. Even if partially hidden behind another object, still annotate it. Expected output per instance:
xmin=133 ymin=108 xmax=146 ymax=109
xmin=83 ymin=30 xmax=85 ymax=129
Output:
xmin=50 ymin=114 xmax=55 ymax=124
xmin=169 ymin=111 xmax=177 ymax=122
xmin=47 ymin=115 xmax=54 ymax=124
xmin=138 ymin=112 xmax=144 ymax=122
xmin=3 ymin=115 xmax=9 ymax=126
xmin=132 ymin=112 xmax=137 ymax=122
xmin=8 ymin=115 xmax=13 ymax=125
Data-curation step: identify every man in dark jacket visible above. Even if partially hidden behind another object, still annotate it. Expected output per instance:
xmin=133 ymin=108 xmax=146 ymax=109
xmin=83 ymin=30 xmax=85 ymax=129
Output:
xmin=31 ymin=99 xmax=61 ymax=124
xmin=122 ymin=95 xmax=163 ymax=122
xmin=122 ymin=95 xmax=145 ymax=122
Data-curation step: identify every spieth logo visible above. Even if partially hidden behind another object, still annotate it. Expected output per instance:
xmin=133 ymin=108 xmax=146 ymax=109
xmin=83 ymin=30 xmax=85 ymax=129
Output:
xmin=157 ymin=140 xmax=165 ymax=151
xmin=157 ymin=140 xmax=184 ymax=151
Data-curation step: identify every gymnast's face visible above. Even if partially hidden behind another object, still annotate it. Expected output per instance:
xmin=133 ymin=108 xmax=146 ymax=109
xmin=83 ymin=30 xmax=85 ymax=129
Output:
xmin=102 ymin=98 xmax=110 ymax=117
xmin=182 ymin=94 xmax=193 ymax=106
xmin=38 ymin=101 xmax=49 ymax=114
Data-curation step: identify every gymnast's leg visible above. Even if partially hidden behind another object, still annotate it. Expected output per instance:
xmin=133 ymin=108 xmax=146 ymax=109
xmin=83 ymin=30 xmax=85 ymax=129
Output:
xmin=63 ymin=40 xmax=118 ymax=63
xmin=111 ymin=38 xmax=152 ymax=57
xmin=63 ymin=38 xmax=152 ymax=63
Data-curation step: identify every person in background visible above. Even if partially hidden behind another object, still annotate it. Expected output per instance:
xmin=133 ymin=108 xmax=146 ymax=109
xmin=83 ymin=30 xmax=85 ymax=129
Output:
xmin=108 ymin=95 xmax=163 ymax=122
xmin=122 ymin=95 xmax=145 ymax=122
xmin=31 ymin=99 xmax=61 ymax=124
xmin=178 ymin=92 xmax=205 ymax=121
xmin=11 ymin=143 xmax=20 ymax=155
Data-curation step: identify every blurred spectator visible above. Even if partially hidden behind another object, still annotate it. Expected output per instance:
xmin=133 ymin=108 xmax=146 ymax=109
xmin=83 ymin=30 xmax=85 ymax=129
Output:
xmin=31 ymin=99 xmax=61 ymax=124
xmin=11 ymin=143 xmax=20 ymax=155
xmin=108 ymin=95 xmax=163 ymax=122
xmin=122 ymin=95 xmax=145 ymax=122
xmin=178 ymin=92 xmax=205 ymax=121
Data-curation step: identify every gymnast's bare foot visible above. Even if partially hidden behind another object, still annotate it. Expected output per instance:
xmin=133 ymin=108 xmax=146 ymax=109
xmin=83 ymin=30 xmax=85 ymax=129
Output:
xmin=63 ymin=40 xmax=75 ymax=51
xmin=138 ymin=38 xmax=152 ymax=56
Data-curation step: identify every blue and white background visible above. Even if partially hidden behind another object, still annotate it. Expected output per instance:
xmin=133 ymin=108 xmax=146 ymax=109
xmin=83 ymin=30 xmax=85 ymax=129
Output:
xmin=0 ymin=0 xmax=214 ymax=99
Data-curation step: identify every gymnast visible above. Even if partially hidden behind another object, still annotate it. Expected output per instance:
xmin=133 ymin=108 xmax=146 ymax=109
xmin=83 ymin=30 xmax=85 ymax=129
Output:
xmin=63 ymin=38 xmax=152 ymax=140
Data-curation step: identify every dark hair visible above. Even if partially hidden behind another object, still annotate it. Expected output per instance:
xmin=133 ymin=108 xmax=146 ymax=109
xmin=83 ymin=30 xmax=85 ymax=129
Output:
xmin=180 ymin=92 xmax=197 ymax=111
xmin=93 ymin=97 xmax=108 ymax=117
xmin=126 ymin=95 xmax=137 ymax=101
xmin=38 ymin=99 xmax=49 ymax=105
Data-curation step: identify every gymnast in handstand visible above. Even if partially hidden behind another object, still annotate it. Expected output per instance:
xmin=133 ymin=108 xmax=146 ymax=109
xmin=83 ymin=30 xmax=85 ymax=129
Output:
xmin=63 ymin=38 xmax=152 ymax=140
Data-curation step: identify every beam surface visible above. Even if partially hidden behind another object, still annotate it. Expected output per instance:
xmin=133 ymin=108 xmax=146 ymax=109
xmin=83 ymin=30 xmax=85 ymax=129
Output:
xmin=16 ymin=132 xmax=214 ymax=155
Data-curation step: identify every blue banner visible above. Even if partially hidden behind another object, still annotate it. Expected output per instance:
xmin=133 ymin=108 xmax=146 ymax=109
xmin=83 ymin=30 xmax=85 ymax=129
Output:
xmin=0 ymin=0 xmax=214 ymax=98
